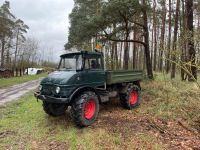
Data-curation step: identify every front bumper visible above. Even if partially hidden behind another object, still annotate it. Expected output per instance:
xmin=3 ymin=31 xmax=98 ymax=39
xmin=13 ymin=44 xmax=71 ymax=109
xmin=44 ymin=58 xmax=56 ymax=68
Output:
xmin=34 ymin=92 xmax=70 ymax=103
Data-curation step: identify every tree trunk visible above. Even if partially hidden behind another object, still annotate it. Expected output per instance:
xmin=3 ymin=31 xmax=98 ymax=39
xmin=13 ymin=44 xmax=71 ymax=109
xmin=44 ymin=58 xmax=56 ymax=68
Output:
xmin=133 ymin=31 xmax=137 ymax=69
xmin=135 ymin=45 xmax=138 ymax=69
xmin=139 ymin=46 xmax=143 ymax=69
xmin=186 ymin=0 xmax=197 ymax=81
xmin=123 ymin=20 xmax=130 ymax=70
xmin=119 ymin=41 xmax=123 ymax=69
xmin=111 ymin=42 xmax=114 ymax=70
xmin=153 ymin=0 xmax=157 ymax=71
xmin=180 ymin=0 xmax=187 ymax=80
xmin=123 ymin=41 xmax=129 ymax=70
xmin=6 ymin=48 xmax=10 ymax=68
xmin=114 ymin=42 xmax=118 ymax=70
xmin=143 ymin=47 xmax=146 ymax=70
xmin=14 ymin=29 xmax=19 ymax=72
xmin=151 ymin=24 xmax=153 ymax=65
xmin=142 ymin=0 xmax=154 ymax=79
xmin=159 ymin=0 xmax=166 ymax=72
xmin=166 ymin=0 xmax=172 ymax=73
xmin=19 ymin=68 xmax=22 ymax=77
xmin=1 ymin=39 xmax=5 ymax=68
xmin=113 ymin=24 xmax=118 ymax=70
xmin=171 ymin=0 xmax=180 ymax=79
xmin=16 ymin=68 xmax=18 ymax=77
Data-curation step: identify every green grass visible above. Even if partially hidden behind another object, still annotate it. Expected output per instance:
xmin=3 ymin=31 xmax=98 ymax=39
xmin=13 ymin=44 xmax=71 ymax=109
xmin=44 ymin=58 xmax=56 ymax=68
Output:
xmin=0 ymin=93 xmax=164 ymax=150
xmin=0 ymin=73 xmax=47 ymax=88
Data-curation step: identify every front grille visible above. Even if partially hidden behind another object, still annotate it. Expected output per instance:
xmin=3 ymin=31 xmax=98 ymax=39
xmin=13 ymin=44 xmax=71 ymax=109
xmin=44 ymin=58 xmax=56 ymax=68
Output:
xmin=41 ymin=85 xmax=56 ymax=96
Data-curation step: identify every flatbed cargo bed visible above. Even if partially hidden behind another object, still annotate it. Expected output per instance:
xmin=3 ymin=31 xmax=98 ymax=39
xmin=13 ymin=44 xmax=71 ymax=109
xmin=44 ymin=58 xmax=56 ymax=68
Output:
xmin=106 ymin=70 xmax=143 ymax=85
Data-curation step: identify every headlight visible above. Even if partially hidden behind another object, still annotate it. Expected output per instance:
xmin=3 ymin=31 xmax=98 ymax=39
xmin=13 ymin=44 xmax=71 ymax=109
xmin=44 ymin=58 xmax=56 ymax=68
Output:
xmin=39 ymin=85 xmax=42 ymax=91
xmin=55 ymin=87 xmax=60 ymax=94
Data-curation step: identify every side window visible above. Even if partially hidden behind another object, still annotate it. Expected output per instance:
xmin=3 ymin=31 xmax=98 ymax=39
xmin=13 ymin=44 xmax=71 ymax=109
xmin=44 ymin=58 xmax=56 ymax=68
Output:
xmin=90 ymin=58 xmax=102 ymax=69
xmin=85 ymin=56 xmax=102 ymax=70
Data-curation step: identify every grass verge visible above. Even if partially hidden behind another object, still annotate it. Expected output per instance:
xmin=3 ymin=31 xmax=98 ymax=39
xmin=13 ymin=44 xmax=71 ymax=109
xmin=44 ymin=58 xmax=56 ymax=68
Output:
xmin=0 ymin=73 xmax=47 ymax=88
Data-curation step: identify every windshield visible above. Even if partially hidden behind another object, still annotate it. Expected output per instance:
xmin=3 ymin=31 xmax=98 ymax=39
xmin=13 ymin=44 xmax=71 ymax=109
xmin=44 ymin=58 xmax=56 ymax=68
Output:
xmin=59 ymin=54 xmax=82 ymax=71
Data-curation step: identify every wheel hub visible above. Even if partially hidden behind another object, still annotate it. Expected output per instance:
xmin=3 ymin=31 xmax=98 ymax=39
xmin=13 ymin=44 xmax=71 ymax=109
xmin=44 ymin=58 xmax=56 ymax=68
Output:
xmin=84 ymin=99 xmax=96 ymax=119
xmin=129 ymin=91 xmax=138 ymax=105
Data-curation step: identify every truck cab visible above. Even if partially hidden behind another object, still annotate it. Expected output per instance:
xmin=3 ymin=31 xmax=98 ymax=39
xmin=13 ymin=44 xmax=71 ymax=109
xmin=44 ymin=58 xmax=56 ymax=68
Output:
xmin=35 ymin=50 xmax=142 ymax=127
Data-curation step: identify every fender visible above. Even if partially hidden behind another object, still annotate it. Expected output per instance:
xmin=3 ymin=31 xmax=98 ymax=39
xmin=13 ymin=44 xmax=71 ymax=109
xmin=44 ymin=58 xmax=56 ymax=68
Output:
xmin=69 ymin=86 xmax=101 ymax=104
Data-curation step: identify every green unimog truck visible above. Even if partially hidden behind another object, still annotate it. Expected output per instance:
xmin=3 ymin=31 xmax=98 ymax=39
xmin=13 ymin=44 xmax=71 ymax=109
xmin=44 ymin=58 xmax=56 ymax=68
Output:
xmin=34 ymin=50 xmax=143 ymax=127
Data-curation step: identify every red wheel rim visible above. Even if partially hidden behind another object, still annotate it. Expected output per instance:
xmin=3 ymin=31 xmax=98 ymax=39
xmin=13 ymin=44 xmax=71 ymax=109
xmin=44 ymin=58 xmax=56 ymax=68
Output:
xmin=129 ymin=91 xmax=138 ymax=105
xmin=84 ymin=99 xmax=96 ymax=119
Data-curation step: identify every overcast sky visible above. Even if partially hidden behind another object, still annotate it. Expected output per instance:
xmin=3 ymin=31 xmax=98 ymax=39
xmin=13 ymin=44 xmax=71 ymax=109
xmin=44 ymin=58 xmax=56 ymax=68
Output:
xmin=0 ymin=0 xmax=74 ymax=62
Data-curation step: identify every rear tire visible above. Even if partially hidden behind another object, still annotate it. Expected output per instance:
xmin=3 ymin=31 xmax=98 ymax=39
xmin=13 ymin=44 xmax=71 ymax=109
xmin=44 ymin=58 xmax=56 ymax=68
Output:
xmin=119 ymin=84 xmax=141 ymax=110
xmin=43 ymin=102 xmax=67 ymax=117
xmin=70 ymin=91 xmax=99 ymax=127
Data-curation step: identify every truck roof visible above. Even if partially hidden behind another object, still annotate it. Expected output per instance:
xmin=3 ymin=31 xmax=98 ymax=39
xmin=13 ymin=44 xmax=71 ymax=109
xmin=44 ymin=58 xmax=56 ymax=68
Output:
xmin=60 ymin=50 xmax=103 ymax=58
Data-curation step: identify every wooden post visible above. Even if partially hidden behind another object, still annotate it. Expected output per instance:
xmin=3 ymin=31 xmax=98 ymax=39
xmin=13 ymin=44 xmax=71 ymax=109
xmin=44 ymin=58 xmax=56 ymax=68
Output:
xmin=12 ymin=67 xmax=14 ymax=77
xmin=19 ymin=68 xmax=22 ymax=77
xmin=16 ymin=68 xmax=18 ymax=77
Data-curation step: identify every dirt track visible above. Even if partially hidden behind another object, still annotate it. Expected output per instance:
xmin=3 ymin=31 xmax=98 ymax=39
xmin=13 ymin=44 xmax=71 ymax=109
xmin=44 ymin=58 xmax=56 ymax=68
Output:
xmin=0 ymin=79 xmax=41 ymax=107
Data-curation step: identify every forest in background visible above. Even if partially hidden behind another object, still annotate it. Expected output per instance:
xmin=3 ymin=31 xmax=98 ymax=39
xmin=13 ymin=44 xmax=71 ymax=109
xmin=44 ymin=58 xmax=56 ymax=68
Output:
xmin=0 ymin=1 xmax=56 ymax=77
xmin=66 ymin=0 xmax=200 ymax=82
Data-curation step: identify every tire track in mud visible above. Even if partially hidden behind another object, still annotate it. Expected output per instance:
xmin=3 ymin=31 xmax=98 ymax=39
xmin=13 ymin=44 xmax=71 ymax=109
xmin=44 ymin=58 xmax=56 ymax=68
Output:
xmin=0 ymin=79 xmax=43 ymax=107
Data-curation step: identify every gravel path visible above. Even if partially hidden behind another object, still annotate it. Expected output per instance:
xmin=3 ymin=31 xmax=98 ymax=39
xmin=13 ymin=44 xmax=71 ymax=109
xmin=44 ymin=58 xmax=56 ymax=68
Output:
xmin=0 ymin=79 xmax=42 ymax=107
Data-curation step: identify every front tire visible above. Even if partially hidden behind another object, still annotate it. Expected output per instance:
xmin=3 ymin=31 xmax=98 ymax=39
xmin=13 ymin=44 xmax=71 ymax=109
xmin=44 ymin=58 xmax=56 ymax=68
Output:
xmin=70 ymin=91 xmax=99 ymax=127
xmin=42 ymin=102 xmax=67 ymax=117
xmin=119 ymin=84 xmax=141 ymax=110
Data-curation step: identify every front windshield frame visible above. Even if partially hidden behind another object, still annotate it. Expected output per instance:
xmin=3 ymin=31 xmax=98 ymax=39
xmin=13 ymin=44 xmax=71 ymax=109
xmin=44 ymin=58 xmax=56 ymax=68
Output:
xmin=58 ymin=54 xmax=83 ymax=71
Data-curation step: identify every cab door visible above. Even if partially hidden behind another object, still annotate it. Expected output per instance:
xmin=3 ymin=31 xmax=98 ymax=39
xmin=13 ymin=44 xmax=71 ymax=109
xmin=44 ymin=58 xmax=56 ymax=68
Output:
xmin=82 ymin=54 xmax=105 ymax=87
